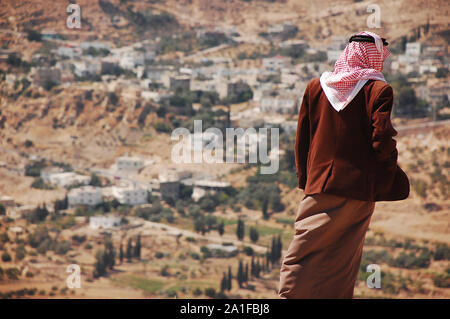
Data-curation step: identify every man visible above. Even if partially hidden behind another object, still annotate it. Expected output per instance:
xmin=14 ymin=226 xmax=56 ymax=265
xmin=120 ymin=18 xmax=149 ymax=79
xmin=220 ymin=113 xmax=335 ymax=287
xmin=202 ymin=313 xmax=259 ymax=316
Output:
xmin=278 ymin=31 xmax=410 ymax=299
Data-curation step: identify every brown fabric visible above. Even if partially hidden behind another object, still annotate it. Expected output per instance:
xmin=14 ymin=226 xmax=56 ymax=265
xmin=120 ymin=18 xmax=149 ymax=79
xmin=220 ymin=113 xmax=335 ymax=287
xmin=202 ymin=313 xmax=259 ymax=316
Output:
xmin=295 ymin=78 xmax=410 ymax=202
xmin=279 ymin=192 xmax=375 ymax=299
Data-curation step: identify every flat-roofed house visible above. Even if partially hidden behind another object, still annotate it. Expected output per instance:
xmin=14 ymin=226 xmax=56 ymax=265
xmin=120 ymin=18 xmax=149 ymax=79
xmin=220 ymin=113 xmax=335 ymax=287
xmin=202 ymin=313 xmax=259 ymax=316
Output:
xmin=89 ymin=215 xmax=121 ymax=229
xmin=112 ymin=185 xmax=148 ymax=205
xmin=68 ymin=186 xmax=103 ymax=208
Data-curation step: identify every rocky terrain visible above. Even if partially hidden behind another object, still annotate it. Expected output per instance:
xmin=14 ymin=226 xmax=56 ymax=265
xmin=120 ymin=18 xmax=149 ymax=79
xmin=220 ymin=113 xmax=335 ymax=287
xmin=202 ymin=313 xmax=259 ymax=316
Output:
xmin=0 ymin=0 xmax=449 ymax=299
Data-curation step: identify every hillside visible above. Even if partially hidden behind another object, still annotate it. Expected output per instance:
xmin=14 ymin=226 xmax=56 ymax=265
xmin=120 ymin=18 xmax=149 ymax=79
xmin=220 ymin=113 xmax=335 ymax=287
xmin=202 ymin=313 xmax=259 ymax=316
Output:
xmin=0 ymin=0 xmax=449 ymax=301
xmin=1 ymin=0 xmax=449 ymax=49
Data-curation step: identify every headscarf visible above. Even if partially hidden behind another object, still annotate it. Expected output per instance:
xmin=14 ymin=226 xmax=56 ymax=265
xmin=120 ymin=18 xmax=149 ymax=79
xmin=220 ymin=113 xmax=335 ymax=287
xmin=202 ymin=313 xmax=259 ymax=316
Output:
xmin=319 ymin=31 xmax=390 ymax=112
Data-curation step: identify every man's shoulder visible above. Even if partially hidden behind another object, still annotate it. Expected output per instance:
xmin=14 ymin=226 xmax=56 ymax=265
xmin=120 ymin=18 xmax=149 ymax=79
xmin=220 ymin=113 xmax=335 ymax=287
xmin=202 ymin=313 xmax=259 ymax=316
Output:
xmin=307 ymin=77 xmax=321 ymax=90
xmin=365 ymin=80 xmax=393 ymax=96
xmin=305 ymin=78 xmax=322 ymax=96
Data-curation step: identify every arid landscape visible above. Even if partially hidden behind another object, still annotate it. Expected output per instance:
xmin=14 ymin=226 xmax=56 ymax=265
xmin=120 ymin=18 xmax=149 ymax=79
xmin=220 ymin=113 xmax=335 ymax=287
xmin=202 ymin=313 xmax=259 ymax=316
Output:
xmin=0 ymin=0 xmax=449 ymax=299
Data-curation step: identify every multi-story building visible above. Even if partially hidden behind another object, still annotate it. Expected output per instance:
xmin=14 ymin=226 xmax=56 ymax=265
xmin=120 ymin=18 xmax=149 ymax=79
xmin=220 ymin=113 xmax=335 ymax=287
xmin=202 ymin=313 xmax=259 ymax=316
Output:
xmin=111 ymin=185 xmax=148 ymax=205
xmin=68 ymin=186 xmax=103 ymax=207
xmin=89 ymin=215 xmax=121 ymax=229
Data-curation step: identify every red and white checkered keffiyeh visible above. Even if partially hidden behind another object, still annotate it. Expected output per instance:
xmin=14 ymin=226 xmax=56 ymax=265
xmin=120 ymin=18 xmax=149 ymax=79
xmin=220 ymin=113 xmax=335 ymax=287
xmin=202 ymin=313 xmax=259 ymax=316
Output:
xmin=320 ymin=31 xmax=390 ymax=112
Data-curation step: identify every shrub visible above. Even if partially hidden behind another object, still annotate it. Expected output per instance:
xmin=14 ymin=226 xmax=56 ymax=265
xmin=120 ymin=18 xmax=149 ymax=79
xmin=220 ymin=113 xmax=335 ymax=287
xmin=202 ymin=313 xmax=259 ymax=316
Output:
xmin=1 ymin=251 xmax=12 ymax=262
xmin=391 ymin=249 xmax=431 ymax=269
xmin=242 ymin=246 xmax=254 ymax=256
xmin=27 ymin=204 xmax=50 ymax=223
xmin=204 ymin=287 xmax=217 ymax=298
xmin=24 ymin=140 xmax=34 ymax=148
xmin=153 ymin=122 xmax=172 ymax=133
xmin=155 ymin=252 xmax=164 ymax=259
xmin=249 ymin=227 xmax=259 ymax=243
xmin=193 ymin=287 xmax=202 ymax=296
xmin=72 ymin=235 xmax=86 ymax=244
xmin=24 ymin=159 xmax=47 ymax=177
xmin=15 ymin=245 xmax=26 ymax=261
xmin=360 ymin=249 xmax=392 ymax=269
xmin=175 ymin=201 xmax=185 ymax=215
xmin=160 ymin=265 xmax=170 ymax=277
xmin=26 ymin=29 xmax=42 ymax=42
xmin=434 ymin=243 xmax=450 ymax=261
xmin=5 ymin=268 xmax=20 ymax=280
xmin=0 ymin=232 xmax=9 ymax=243
xmin=412 ymin=179 xmax=427 ymax=198
xmin=54 ymin=241 xmax=71 ymax=255
xmin=433 ymin=269 xmax=450 ymax=288
xmin=200 ymin=246 xmax=212 ymax=258
xmin=189 ymin=252 xmax=200 ymax=260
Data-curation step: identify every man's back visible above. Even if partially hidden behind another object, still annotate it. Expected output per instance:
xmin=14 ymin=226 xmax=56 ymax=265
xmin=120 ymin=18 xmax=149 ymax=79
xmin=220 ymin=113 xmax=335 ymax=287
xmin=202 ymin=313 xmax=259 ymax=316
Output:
xmin=295 ymin=77 xmax=409 ymax=202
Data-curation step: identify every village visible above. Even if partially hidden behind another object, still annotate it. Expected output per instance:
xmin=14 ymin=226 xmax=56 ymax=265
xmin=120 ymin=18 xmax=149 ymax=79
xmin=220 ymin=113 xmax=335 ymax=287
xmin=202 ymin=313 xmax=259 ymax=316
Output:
xmin=0 ymin=0 xmax=449 ymax=299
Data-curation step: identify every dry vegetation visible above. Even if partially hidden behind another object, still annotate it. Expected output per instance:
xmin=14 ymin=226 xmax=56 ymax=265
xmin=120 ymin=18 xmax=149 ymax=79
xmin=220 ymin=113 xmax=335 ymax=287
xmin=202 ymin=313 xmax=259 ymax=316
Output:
xmin=0 ymin=0 xmax=449 ymax=299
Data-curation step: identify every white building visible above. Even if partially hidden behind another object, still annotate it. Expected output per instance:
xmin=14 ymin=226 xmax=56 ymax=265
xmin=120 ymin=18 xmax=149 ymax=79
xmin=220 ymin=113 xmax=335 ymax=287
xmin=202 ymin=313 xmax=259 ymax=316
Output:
xmin=89 ymin=215 xmax=121 ymax=229
xmin=112 ymin=185 xmax=148 ymax=205
xmin=262 ymin=56 xmax=291 ymax=71
xmin=33 ymin=67 xmax=61 ymax=87
xmin=44 ymin=172 xmax=91 ymax=188
xmin=0 ymin=195 xmax=14 ymax=207
xmin=141 ymin=91 xmax=161 ymax=102
xmin=260 ymin=96 xmax=297 ymax=114
xmin=68 ymin=186 xmax=103 ymax=207
xmin=73 ymin=59 xmax=101 ymax=77
xmin=115 ymin=156 xmax=145 ymax=172
xmin=57 ymin=46 xmax=82 ymax=59
xmin=80 ymin=42 xmax=111 ymax=51
xmin=405 ymin=42 xmax=421 ymax=61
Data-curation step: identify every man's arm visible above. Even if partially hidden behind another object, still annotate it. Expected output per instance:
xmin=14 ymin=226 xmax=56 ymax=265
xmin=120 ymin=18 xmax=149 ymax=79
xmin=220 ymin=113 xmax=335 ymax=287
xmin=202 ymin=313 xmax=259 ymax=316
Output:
xmin=371 ymin=85 xmax=398 ymax=168
xmin=295 ymin=87 xmax=310 ymax=190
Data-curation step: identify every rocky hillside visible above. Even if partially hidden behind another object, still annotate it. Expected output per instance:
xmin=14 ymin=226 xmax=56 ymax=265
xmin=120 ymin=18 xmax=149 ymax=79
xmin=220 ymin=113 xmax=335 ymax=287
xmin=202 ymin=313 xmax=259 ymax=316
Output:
xmin=1 ymin=0 xmax=449 ymax=48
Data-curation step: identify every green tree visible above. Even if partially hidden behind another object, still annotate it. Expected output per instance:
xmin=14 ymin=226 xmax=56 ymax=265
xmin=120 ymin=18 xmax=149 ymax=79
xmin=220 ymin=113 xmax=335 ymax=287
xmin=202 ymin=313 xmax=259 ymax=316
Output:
xmin=119 ymin=242 xmax=124 ymax=264
xmin=218 ymin=220 xmax=225 ymax=236
xmin=27 ymin=204 xmax=49 ymax=223
xmin=220 ymin=272 xmax=227 ymax=292
xmin=251 ymin=256 xmax=255 ymax=278
xmin=89 ymin=173 xmax=102 ymax=187
xmin=255 ymin=258 xmax=261 ymax=278
xmin=236 ymin=219 xmax=245 ymax=241
xmin=262 ymin=197 xmax=269 ymax=220
xmin=194 ymin=216 xmax=207 ymax=235
xmin=249 ymin=227 xmax=259 ymax=243
xmin=244 ymin=263 xmax=249 ymax=283
xmin=126 ymin=238 xmax=133 ymax=262
xmin=134 ymin=234 xmax=141 ymax=260
xmin=26 ymin=29 xmax=42 ymax=42
xmin=104 ymin=239 xmax=116 ymax=270
xmin=237 ymin=260 xmax=244 ymax=288
xmin=227 ymin=266 xmax=232 ymax=291
xmin=94 ymin=249 xmax=107 ymax=278
xmin=436 ymin=67 xmax=449 ymax=79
